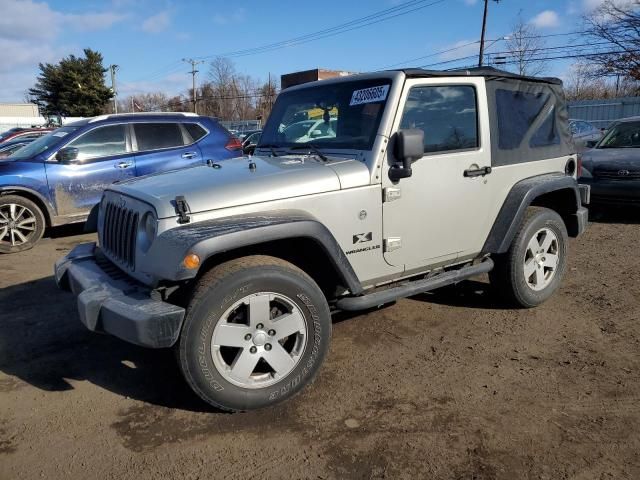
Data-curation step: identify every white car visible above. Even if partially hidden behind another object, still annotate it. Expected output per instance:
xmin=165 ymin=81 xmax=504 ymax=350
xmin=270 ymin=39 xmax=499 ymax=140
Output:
xmin=283 ymin=118 xmax=337 ymax=142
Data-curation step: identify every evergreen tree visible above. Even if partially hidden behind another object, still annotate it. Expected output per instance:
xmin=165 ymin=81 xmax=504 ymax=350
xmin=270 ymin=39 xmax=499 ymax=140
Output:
xmin=28 ymin=49 xmax=113 ymax=117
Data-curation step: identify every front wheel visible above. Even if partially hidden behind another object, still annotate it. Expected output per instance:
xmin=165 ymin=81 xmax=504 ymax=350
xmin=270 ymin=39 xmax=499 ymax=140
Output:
xmin=177 ymin=255 xmax=332 ymax=411
xmin=490 ymin=207 xmax=568 ymax=308
xmin=0 ymin=195 xmax=46 ymax=254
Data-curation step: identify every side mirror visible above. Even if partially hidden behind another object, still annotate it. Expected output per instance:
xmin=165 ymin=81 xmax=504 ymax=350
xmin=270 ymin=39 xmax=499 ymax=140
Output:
xmin=585 ymin=140 xmax=598 ymax=148
xmin=56 ymin=146 xmax=80 ymax=164
xmin=389 ymin=129 xmax=424 ymax=181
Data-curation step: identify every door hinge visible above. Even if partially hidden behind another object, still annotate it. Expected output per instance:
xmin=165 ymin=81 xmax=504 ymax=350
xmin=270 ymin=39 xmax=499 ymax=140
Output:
xmin=383 ymin=187 xmax=401 ymax=203
xmin=384 ymin=237 xmax=402 ymax=252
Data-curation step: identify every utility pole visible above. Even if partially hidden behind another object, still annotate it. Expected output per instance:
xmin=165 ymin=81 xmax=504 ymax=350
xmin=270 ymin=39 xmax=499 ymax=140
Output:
xmin=109 ymin=64 xmax=118 ymax=113
xmin=182 ymin=58 xmax=204 ymax=114
xmin=478 ymin=0 xmax=500 ymax=67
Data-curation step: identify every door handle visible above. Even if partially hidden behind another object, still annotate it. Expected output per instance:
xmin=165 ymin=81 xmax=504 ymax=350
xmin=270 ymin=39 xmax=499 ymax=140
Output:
xmin=115 ymin=161 xmax=132 ymax=169
xmin=464 ymin=166 xmax=492 ymax=177
xmin=182 ymin=152 xmax=197 ymax=159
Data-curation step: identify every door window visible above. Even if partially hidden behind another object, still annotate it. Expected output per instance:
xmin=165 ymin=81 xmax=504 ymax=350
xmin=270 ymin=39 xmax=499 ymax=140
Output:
xmin=400 ymin=85 xmax=479 ymax=154
xmin=67 ymin=124 xmax=127 ymax=160
xmin=134 ymin=123 xmax=185 ymax=151
xmin=184 ymin=123 xmax=207 ymax=142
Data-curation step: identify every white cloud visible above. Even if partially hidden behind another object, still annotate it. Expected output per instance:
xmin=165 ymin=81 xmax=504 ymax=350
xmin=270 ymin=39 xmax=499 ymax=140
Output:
xmin=568 ymin=0 xmax=630 ymax=14
xmin=142 ymin=11 xmax=170 ymax=33
xmin=118 ymin=72 xmax=188 ymax=97
xmin=438 ymin=40 xmax=479 ymax=62
xmin=213 ymin=8 xmax=246 ymax=25
xmin=64 ymin=12 xmax=128 ymax=31
xmin=0 ymin=0 xmax=128 ymax=102
xmin=530 ymin=10 xmax=560 ymax=29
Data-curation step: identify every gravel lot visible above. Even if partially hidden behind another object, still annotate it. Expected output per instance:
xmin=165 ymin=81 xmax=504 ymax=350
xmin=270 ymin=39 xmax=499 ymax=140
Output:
xmin=1 ymin=209 xmax=639 ymax=480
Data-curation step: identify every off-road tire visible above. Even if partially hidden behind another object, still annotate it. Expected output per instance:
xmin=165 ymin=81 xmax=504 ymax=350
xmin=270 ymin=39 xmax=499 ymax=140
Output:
xmin=177 ymin=255 xmax=332 ymax=412
xmin=0 ymin=195 xmax=46 ymax=254
xmin=490 ymin=207 xmax=568 ymax=308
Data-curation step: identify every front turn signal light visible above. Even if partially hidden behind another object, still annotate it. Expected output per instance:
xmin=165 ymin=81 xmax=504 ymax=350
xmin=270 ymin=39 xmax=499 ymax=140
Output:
xmin=183 ymin=253 xmax=201 ymax=269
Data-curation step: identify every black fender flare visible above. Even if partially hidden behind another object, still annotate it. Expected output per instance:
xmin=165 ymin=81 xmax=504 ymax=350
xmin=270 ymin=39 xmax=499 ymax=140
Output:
xmin=143 ymin=209 xmax=364 ymax=295
xmin=482 ymin=174 xmax=584 ymax=254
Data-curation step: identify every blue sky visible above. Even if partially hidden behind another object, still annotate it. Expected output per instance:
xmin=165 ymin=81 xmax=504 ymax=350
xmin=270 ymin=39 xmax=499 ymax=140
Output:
xmin=0 ymin=0 xmax=609 ymax=103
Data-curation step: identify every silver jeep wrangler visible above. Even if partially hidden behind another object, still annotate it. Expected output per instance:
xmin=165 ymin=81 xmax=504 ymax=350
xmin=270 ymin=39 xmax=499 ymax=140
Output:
xmin=56 ymin=67 xmax=589 ymax=411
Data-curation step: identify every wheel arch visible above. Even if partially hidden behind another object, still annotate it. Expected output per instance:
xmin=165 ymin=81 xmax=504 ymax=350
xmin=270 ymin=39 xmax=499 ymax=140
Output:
xmin=144 ymin=210 xmax=364 ymax=297
xmin=0 ymin=186 xmax=54 ymax=227
xmin=482 ymin=174 xmax=585 ymax=254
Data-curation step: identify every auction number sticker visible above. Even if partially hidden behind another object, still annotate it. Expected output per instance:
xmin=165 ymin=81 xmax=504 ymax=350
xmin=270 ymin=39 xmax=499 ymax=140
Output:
xmin=350 ymin=85 xmax=390 ymax=106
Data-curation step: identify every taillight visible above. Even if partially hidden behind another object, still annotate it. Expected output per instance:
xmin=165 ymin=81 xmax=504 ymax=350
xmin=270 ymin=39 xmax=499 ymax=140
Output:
xmin=576 ymin=154 xmax=582 ymax=178
xmin=225 ymin=136 xmax=242 ymax=151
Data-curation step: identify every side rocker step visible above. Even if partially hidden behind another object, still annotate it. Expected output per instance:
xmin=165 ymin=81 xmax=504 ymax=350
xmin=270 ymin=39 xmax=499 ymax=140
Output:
xmin=336 ymin=258 xmax=494 ymax=311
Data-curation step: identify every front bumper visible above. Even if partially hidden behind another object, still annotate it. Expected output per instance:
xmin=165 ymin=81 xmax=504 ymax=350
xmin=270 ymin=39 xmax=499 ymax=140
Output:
xmin=55 ymin=243 xmax=185 ymax=348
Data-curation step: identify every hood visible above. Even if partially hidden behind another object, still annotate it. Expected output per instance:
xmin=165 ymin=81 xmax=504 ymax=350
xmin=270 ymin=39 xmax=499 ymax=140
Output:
xmin=582 ymin=147 xmax=640 ymax=173
xmin=111 ymin=155 xmax=371 ymax=218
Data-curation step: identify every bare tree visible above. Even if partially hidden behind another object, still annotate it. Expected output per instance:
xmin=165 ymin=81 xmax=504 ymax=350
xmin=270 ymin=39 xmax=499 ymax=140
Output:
xmin=565 ymin=61 xmax=640 ymax=100
xmin=207 ymin=57 xmax=238 ymax=120
xmin=503 ymin=16 xmax=547 ymax=76
xmin=117 ymin=92 xmax=172 ymax=112
xmin=584 ymin=0 xmax=640 ymax=79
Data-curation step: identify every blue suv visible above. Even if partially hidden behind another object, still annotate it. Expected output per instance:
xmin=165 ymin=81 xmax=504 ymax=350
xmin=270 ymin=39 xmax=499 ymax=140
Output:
xmin=0 ymin=113 xmax=241 ymax=253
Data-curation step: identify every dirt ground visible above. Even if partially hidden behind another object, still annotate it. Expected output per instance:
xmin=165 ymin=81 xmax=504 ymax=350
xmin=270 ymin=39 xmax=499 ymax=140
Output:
xmin=1 ymin=209 xmax=639 ymax=480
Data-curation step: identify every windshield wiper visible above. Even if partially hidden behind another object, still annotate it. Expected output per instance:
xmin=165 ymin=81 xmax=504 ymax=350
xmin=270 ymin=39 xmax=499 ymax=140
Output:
xmin=256 ymin=144 xmax=280 ymax=157
xmin=289 ymin=144 xmax=328 ymax=162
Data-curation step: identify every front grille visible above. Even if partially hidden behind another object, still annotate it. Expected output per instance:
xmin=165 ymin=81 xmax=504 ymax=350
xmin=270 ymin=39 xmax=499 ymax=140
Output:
xmin=595 ymin=170 xmax=640 ymax=180
xmin=101 ymin=201 xmax=139 ymax=270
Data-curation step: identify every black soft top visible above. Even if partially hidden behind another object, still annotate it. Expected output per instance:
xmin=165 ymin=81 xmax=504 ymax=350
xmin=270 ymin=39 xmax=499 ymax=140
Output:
xmin=397 ymin=66 xmax=563 ymax=86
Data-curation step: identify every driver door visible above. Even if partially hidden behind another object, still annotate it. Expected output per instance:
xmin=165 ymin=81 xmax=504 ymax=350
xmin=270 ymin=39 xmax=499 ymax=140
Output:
xmin=45 ymin=124 xmax=135 ymax=217
xmin=382 ymin=78 xmax=494 ymax=271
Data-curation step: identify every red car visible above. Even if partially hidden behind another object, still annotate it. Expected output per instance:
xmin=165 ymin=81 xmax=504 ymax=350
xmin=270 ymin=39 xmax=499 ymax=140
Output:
xmin=0 ymin=127 xmax=53 ymax=144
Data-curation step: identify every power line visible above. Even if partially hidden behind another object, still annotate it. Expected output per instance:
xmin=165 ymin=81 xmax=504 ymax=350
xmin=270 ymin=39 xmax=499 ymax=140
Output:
xmin=182 ymin=58 xmax=205 ymax=113
xmin=379 ymin=30 xmax=594 ymax=70
xmin=131 ymin=0 xmax=447 ymax=83
xmin=419 ymin=40 xmax=619 ymax=68
xmin=197 ymin=0 xmax=448 ymax=60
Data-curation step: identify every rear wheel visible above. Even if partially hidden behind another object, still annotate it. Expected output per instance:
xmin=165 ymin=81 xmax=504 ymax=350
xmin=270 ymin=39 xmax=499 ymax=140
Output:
xmin=177 ymin=255 xmax=332 ymax=411
xmin=490 ymin=207 xmax=568 ymax=308
xmin=0 ymin=195 xmax=46 ymax=254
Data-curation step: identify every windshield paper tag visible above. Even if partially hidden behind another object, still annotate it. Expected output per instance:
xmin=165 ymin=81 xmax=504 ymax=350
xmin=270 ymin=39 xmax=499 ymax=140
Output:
xmin=350 ymin=85 xmax=389 ymax=106
xmin=52 ymin=132 xmax=68 ymax=137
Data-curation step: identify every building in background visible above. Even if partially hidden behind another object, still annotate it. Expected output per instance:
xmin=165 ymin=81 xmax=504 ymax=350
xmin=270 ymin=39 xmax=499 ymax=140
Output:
xmin=0 ymin=103 xmax=39 ymax=117
xmin=280 ymin=68 xmax=355 ymax=90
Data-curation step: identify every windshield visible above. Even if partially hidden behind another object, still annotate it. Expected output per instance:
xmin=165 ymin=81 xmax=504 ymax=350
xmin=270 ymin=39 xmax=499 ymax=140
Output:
xmin=598 ymin=121 xmax=640 ymax=148
xmin=9 ymin=126 xmax=78 ymax=160
xmin=259 ymin=78 xmax=392 ymax=151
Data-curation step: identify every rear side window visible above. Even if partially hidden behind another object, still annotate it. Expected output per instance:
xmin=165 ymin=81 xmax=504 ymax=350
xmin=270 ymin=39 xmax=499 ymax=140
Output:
xmin=496 ymin=90 xmax=559 ymax=149
xmin=68 ymin=124 xmax=127 ymax=160
xmin=184 ymin=123 xmax=207 ymax=142
xmin=400 ymin=85 xmax=478 ymax=154
xmin=134 ymin=123 xmax=185 ymax=151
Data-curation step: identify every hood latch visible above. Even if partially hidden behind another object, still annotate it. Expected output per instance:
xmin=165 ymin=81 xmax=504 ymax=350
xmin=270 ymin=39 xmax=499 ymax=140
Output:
xmin=174 ymin=195 xmax=191 ymax=224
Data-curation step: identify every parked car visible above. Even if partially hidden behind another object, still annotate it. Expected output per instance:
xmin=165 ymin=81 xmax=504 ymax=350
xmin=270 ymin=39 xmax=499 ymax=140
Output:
xmin=242 ymin=130 xmax=261 ymax=155
xmin=237 ymin=129 xmax=261 ymax=140
xmin=569 ymin=119 xmax=603 ymax=150
xmin=57 ymin=67 xmax=587 ymax=412
xmin=0 ymin=138 xmax=36 ymax=158
xmin=0 ymin=127 xmax=53 ymax=144
xmin=282 ymin=118 xmax=337 ymax=142
xmin=0 ymin=112 xmax=241 ymax=253
xmin=579 ymin=116 xmax=640 ymax=205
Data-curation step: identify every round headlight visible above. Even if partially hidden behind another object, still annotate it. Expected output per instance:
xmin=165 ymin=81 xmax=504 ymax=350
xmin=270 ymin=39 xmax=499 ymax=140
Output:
xmin=139 ymin=212 xmax=157 ymax=252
